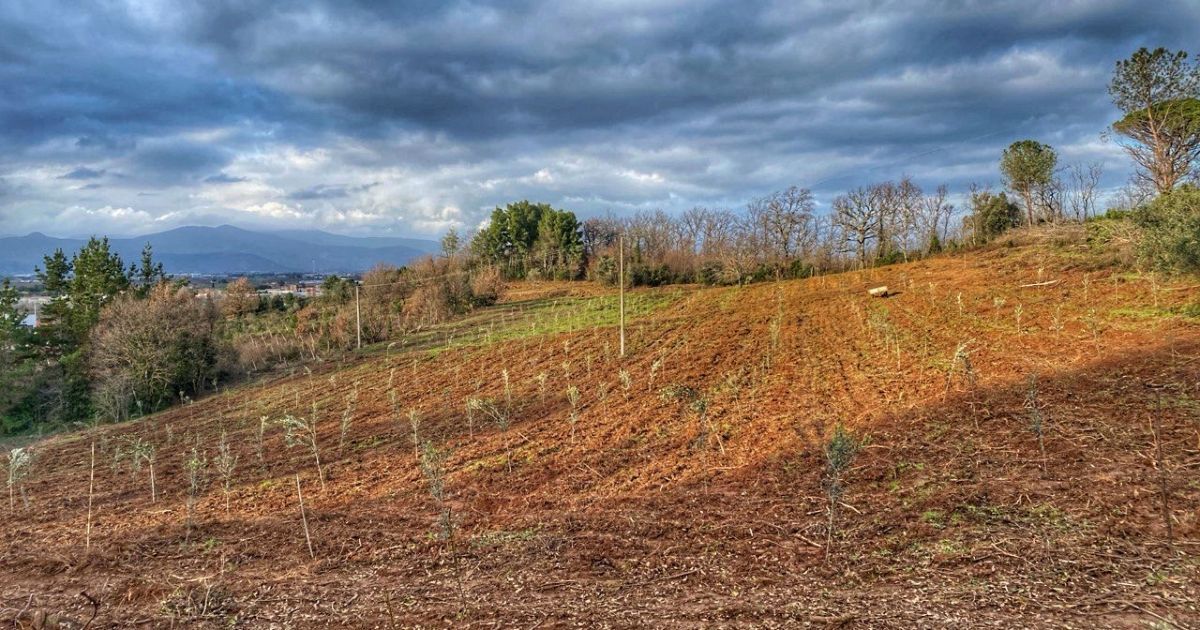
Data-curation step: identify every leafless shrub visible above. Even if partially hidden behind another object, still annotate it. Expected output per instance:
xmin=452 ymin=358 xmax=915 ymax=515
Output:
xmin=418 ymin=441 xmax=452 ymax=540
xmin=944 ymin=341 xmax=978 ymax=398
xmin=279 ymin=405 xmax=325 ymax=490
xmin=502 ymin=369 xmax=513 ymax=416
xmin=467 ymin=397 xmax=513 ymax=472
xmin=5 ymin=447 xmax=32 ymax=510
xmin=823 ymin=424 xmax=861 ymax=554
xmin=566 ymin=385 xmax=581 ymax=440
xmin=464 ymin=397 xmax=476 ymax=438
xmin=339 ymin=382 xmax=359 ymax=453
xmin=660 ymin=384 xmax=723 ymax=492
xmin=408 ymin=409 xmax=422 ymax=458
xmin=184 ymin=446 xmax=207 ymax=542
xmin=469 ymin=265 xmax=505 ymax=305
xmin=1083 ymin=308 xmax=1102 ymax=348
xmin=255 ymin=415 xmax=269 ymax=464
xmin=403 ymin=284 xmax=454 ymax=330
xmin=214 ymin=431 xmax=238 ymax=512
xmin=1024 ymin=374 xmax=1049 ymax=476
xmin=119 ymin=436 xmax=158 ymax=502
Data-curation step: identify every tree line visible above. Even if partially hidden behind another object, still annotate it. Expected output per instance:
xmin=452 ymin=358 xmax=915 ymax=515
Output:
xmin=470 ymin=172 xmax=1081 ymax=287
xmin=469 ymin=47 xmax=1199 ymax=284
xmin=0 ymin=239 xmax=188 ymax=432
xmin=0 ymin=238 xmax=504 ymax=434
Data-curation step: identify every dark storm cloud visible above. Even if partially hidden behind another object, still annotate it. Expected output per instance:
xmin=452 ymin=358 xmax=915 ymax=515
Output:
xmin=59 ymin=167 xmax=106 ymax=180
xmin=288 ymin=183 xmax=378 ymax=200
xmin=288 ymin=184 xmax=352 ymax=201
xmin=203 ymin=173 xmax=248 ymax=184
xmin=0 ymin=2 xmax=339 ymax=162
xmin=126 ymin=142 xmax=234 ymax=184
xmin=1 ymin=0 xmax=1199 ymax=236
xmin=171 ymin=0 xmax=1197 ymax=138
xmin=75 ymin=134 xmax=137 ymax=153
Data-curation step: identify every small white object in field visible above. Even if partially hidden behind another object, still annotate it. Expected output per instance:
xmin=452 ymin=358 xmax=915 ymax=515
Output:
xmin=868 ymin=286 xmax=889 ymax=298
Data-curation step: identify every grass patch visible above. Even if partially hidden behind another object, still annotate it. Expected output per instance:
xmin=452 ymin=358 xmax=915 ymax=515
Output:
xmin=380 ymin=288 xmax=686 ymax=358
xmin=470 ymin=527 xmax=541 ymax=550
xmin=1111 ymin=302 xmax=1200 ymax=321
xmin=352 ymin=435 xmax=387 ymax=451
xmin=921 ymin=509 xmax=946 ymax=528
xmin=1110 ymin=306 xmax=1173 ymax=320
xmin=465 ymin=445 xmax=536 ymax=473
xmin=1026 ymin=503 xmax=1072 ymax=529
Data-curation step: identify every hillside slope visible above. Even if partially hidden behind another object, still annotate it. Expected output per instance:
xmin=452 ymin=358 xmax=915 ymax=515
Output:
xmin=2 ymin=231 xmax=1198 ymax=628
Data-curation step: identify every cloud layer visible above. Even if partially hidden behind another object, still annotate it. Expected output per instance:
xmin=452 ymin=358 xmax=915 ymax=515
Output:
xmin=1 ymin=0 xmax=1197 ymax=237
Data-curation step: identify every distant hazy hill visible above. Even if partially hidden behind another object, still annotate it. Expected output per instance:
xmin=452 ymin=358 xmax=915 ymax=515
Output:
xmin=0 ymin=225 xmax=440 ymax=275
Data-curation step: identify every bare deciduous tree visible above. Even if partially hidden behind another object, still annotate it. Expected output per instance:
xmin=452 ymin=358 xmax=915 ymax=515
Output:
xmin=1066 ymin=162 xmax=1104 ymax=220
xmin=832 ymin=187 xmax=880 ymax=268
xmin=222 ymin=277 xmax=258 ymax=318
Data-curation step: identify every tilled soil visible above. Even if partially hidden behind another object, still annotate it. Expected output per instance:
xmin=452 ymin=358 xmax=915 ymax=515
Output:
xmin=2 ymin=239 xmax=1198 ymax=628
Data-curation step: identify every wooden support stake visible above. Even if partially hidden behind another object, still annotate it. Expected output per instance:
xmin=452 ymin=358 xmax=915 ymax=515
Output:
xmin=86 ymin=441 xmax=96 ymax=551
xmin=295 ymin=474 xmax=315 ymax=559
xmin=355 ymin=284 xmax=362 ymax=350
xmin=619 ymin=233 xmax=626 ymax=358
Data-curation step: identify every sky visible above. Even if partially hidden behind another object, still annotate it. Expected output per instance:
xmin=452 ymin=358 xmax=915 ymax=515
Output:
xmin=1 ymin=0 xmax=1197 ymax=239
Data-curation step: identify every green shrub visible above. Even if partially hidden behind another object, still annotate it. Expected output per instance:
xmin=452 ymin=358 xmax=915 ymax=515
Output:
xmin=968 ymin=191 xmax=1022 ymax=243
xmin=629 ymin=263 xmax=675 ymax=287
xmin=1135 ymin=186 xmax=1200 ymax=273
xmin=698 ymin=261 xmax=724 ymax=285
xmin=1085 ymin=214 xmax=1131 ymax=246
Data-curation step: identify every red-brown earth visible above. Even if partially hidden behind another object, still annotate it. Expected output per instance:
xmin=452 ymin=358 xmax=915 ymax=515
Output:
xmin=2 ymin=228 xmax=1198 ymax=628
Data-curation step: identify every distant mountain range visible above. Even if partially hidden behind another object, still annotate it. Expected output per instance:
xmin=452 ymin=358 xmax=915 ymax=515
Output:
xmin=0 ymin=225 xmax=441 ymax=275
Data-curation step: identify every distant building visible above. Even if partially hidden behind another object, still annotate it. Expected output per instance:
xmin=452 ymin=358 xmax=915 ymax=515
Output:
xmin=16 ymin=297 xmax=48 ymax=327
xmin=263 ymin=284 xmax=322 ymax=298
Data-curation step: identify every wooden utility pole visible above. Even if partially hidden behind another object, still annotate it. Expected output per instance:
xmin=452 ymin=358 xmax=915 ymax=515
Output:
xmin=354 ymin=284 xmax=362 ymax=350
xmin=619 ymin=233 xmax=626 ymax=358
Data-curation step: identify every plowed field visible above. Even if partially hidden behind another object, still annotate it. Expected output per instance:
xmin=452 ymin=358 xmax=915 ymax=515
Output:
xmin=3 ymin=231 xmax=1198 ymax=628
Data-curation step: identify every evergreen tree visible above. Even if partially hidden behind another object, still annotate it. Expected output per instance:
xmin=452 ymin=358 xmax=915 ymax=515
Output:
xmin=471 ymin=201 xmax=583 ymax=278
xmin=0 ymin=279 xmax=38 ymax=433
xmin=28 ymin=238 xmax=131 ymax=425
xmin=68 ymin=237 xmax=131 ymax=340
xmin=133 ymin=243 xmax=166 ymax=297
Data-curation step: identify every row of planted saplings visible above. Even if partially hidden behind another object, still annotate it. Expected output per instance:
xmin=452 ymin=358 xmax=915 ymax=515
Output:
xmin=1 ymin=355 xmax=836 ymax=560
xmin=2 ymin=342 xmax=850 ymax=555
